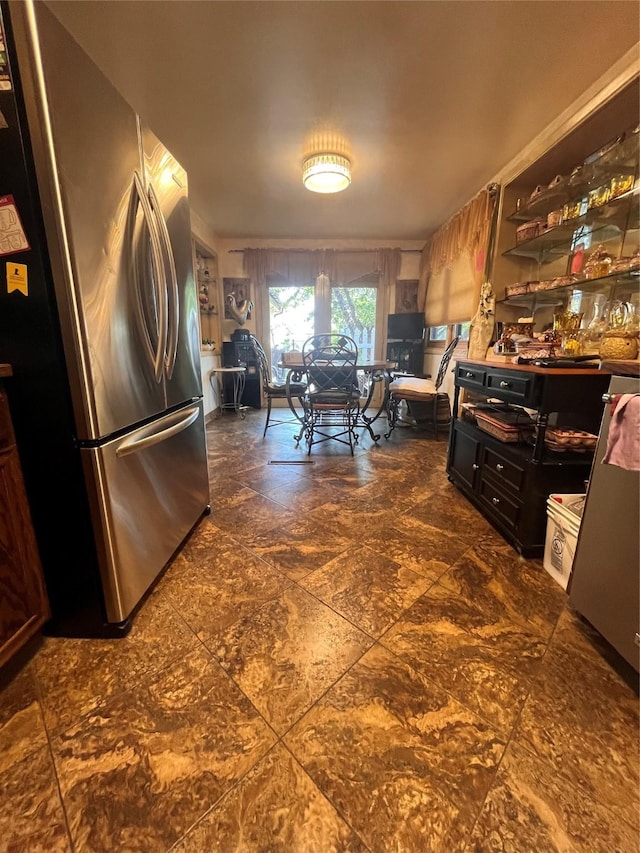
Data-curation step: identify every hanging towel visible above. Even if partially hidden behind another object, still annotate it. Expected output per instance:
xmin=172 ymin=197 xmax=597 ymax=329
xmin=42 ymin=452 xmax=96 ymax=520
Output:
xmin=602 ymin=393 xmax=640 ymax=472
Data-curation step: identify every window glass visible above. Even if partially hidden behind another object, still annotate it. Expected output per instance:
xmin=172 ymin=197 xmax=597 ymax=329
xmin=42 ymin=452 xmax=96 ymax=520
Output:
xmin=454 ymin=322 xmax=471 ymax=341
xmin=428 ymin=325 xmax=448 ymax=341
xmin=268 ymin=285 xmax=315 ymax=380
xmin=331 ymin=286 xmax=377 ymax=363
xmin=268 ymin=282 xmax=379 ymax=378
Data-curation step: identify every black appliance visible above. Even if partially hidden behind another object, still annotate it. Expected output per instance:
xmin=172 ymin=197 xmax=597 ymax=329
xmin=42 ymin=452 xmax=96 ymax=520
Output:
xmin=222 ymin=341 xmax=261 ymax=409
xmin=387 ymin=312 xmax=426 ymax=342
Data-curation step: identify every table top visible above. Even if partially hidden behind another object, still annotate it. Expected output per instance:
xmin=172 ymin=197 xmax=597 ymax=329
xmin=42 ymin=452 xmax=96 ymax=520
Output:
xmin=209 ymin=365 xmax=246 ymax=373
xmin=279 ymin=360 xmax=393 ymax=371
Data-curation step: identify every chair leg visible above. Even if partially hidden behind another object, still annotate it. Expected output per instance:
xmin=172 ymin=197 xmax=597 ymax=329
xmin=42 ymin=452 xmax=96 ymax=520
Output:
xmin=434 ymin=395 xmax=439 ymax=441
xmin=384 ymin=395 xmax=398 ymax=439
xmin=263 ymin=395 xmax=272 ymax=438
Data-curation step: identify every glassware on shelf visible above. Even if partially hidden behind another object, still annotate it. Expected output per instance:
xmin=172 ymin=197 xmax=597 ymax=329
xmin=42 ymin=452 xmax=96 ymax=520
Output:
xmin=587 ymin=184 xmax=611 ymax=209
xmin=598 ymin=299 xmax=639 ymax=360
xmin=561 ymin=332 xmax=583 ymax=356
xmin=578 ymin=294 xmax=607 ymax=355
xmin=553 ymin=311 xmax=584 ymax=334
xmin=610 ymin=171 xmax=635 ymax=199
xmin=583 ymin=244 xmax=613 ymax=280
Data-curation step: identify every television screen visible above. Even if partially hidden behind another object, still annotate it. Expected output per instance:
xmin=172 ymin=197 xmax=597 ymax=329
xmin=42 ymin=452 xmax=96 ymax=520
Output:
xmin=387 ymin=312 xmax=425 ymax=341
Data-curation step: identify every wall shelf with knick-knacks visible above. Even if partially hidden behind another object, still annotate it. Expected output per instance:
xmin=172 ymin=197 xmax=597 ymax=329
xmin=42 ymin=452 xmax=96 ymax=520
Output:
xmin=491 ymin=78 xmax=639 ymax=362
xmin=194 ymin=247 xmax=220 ymax=351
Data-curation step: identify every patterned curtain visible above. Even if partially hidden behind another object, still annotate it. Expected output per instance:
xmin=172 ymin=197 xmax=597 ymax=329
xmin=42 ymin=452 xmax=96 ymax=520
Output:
xmin=417 ymin=186 xmax=498 ymax=326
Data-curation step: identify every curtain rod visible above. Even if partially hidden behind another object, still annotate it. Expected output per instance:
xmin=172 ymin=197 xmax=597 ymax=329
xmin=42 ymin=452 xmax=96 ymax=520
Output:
xmin=227 ymin=247 xmax=423 ymax=254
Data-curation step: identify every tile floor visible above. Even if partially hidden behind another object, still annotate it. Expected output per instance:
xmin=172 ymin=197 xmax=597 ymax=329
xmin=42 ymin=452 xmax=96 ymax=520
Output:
xmin=1 ymin=409 xmax=638 ymax=852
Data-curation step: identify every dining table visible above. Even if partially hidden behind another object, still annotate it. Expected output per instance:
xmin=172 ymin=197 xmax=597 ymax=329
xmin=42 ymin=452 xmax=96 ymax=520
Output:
xmin=278 ymin=358 xmax=397 ymax=442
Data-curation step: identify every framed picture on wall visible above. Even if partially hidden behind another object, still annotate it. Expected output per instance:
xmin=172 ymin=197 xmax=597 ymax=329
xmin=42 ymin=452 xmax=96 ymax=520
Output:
xmin=223 ymin=277 xmax=253 ymax=322
xmin=395 ymin=279 xmax=419 ymax=313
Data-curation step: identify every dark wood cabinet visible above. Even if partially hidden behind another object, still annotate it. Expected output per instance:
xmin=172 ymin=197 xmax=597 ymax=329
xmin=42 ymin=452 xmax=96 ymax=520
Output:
xmin=386 ymin=340 xmax=424 ymax=375
xmin=0 ymin=367 xmax=50 ymax=670
xmin=446 ymin=359 xmax=610 ymax=556
xmin=222 ymin=341 xmax=261 ymax=409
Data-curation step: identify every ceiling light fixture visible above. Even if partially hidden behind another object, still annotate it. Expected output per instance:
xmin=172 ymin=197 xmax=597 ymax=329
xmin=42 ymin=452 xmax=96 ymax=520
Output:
xmin=302 ymin=153 xmax=351 ymax=194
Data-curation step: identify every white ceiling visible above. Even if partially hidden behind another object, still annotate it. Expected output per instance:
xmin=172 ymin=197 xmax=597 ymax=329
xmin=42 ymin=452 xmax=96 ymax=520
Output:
xmin=45 ymin=1 xmax=639 ymax=243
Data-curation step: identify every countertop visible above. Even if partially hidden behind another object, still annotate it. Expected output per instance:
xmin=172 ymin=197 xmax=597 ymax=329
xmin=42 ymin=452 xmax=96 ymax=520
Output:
xmin=455 ymin=358 xmax=608 ymax=377
xmin=600 ymin=360 xmax=640 ymax=378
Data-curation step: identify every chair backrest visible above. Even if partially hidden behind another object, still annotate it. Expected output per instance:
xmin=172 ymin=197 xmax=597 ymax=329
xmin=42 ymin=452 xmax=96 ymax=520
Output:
xmin=249 ymin=334 xmax=272 ymax=392
xmin=435 ymin=336 xmax=460 ymax=391
xmin=302 ymin=334 xmax=359 ymax=394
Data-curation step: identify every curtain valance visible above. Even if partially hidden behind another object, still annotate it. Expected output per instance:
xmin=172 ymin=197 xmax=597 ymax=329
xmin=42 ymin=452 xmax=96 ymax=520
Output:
xmin=418 ymin=186 xmax=498 ymax=326
xmin=242 ymin=248 xmax=402 ymax=289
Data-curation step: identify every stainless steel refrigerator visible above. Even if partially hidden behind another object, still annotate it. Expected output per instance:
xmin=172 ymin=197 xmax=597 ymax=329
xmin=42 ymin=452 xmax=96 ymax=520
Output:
xmin=0 ymin=1 xmax=210 ymax=636
xmin=569 ymin=371 xmax=639 ymax=672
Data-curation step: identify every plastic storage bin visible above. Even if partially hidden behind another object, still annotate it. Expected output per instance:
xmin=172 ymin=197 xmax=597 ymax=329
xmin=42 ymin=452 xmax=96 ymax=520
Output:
xmin=543 ymin=493 xmax=585 ymax=590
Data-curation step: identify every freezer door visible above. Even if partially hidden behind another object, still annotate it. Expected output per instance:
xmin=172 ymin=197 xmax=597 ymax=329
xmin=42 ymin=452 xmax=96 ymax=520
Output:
xmin=24 ymin=5 xmax=171 ymax=439
xmin=80 ymin=400 xmax=210 ymax=623
xmin=569 ymin=375 xmax=640 ymax=670
xmin=140 ymin=123 xmax=203 ymax=408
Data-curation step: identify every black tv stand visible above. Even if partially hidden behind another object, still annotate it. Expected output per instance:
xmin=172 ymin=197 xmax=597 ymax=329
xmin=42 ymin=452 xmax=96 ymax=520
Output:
xmin=386 ymin=339 xmax=424 ymax=375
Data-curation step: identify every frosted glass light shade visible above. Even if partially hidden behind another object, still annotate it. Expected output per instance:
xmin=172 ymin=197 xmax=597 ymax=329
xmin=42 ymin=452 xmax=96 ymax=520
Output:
xmin=302 ymin=153 xmax=351 ymax=193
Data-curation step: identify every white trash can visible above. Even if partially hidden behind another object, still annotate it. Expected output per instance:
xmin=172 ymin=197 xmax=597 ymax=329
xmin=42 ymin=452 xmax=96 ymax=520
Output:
xmin=543 ymin=493 xmax=585 ymax=590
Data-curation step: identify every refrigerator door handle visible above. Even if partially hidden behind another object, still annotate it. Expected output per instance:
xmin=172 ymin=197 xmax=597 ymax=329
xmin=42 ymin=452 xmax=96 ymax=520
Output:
xmin=132 ymin=171 xmax=168 ymax=383
xmin=115 ymin=405 xmax=200 ymax=457
xmin=148 ymin=182 xmax=180 ymax=380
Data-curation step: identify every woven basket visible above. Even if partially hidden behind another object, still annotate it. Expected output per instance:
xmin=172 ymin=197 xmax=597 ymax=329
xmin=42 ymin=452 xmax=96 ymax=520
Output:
xmin=476 ymin=411 xmax=534 ymax=443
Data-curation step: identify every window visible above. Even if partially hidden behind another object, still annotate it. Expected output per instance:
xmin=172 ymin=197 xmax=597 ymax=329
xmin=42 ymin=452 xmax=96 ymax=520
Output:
xmin=454 ymin=321 xmax=470 ymax=341
xmin=268 ymin=279 xmax=380 ymax=380
xmin=428 ymin=325 xmax=448 ymax=343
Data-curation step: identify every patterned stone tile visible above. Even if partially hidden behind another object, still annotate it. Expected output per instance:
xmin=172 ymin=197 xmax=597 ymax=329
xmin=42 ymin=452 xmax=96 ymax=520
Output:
xmin=381 ymin=583 xmax=547 ymax=733
xmin=208 ymin=490 xmax=295 ymax=538
xmin=514 ymin=642 xmax=639 ymax=829
xmin=159 ymin=536 xmax=291 ymax=639
xmin=266 ymin=468 xmax=378 ymax=513
xmin=469 ymin=741 xmax=639 ymax=853
xmin=0 ymin=745 xmax=71 ymax=852
xmin=409 ymin=486 xmax=493 ymax=540
xmin=233 ymin=461 xmax=303 ymax=495
xmin=438 ymin=538 xmax=566 ymax=639
xmin=50 ymin=646 xmax=276 ymax=852
xmin=174 ymin=743 xmax=368 ymax=852
xmin=248 ymin=517 xmax=354 ymax=581
xmin=300 ymin=544 xmax=433 ymax=637
xmin=0 ymin=664 xmax=47 ymax=774
xmin=205 ymin=585 xmax=372 ymax=735
xmin=4 ymin=409 xmax=636 ymax=853
xmin=305 ymin=493 xmax=396 ymax=540
xmin=285 ymin=644 xmax=506 ymax=852
xmin=34 ymin=591 xmax=200 ymax=735
xmin=366 ymin=514 xmax=471 ymax=579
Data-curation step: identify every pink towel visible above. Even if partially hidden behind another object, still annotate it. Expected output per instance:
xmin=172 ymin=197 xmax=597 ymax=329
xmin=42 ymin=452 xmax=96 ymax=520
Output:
xmin=602 ymin=393 xmax=640 ymax=472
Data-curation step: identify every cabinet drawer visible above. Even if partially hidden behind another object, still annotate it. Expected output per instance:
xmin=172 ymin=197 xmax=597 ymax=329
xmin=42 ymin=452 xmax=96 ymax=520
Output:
xmin=486 ymin=371 xmax=533 ymax=403
xmin=455 ymin=364 xmax=486 ymax=390
xmin=479 ymin=477 xmax=521 ymax=530
xmin=482 ymin=446 xmax=525 ymax=492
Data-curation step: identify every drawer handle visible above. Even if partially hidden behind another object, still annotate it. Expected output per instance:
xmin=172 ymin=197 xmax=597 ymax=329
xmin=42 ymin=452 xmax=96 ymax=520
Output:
xmin=499 ymin=381 xmax=510 ymax=388
xmin=465 ymin=371 xmax=474 ymax=378
xmin=472 ymin=463 xmax=479 ymax=470
xmin=492 ymin=497 xmax=500 ymax=505
xmin=496 ymin=463 xmax=504 ymax=472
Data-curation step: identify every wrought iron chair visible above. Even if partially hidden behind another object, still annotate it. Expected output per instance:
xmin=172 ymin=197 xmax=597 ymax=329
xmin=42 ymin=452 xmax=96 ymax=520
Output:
xmin=385 ymin=336 xmax=460 ymax=440
xmin=298 ymin=333 xmax=361 ymax=454
xmin=249 ymin=334 xmax=306 ymax=437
